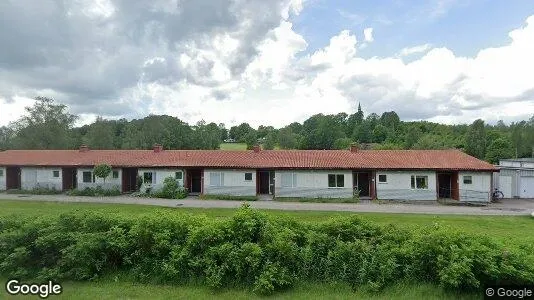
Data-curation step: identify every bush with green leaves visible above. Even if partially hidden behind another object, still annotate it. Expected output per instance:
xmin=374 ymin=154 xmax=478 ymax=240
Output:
xmin=67 ymin=186 xmax=121 ymax=197
xmin=93 ymin=164 xmax=112 ymax=183
xmin=151 ymin=176 xmax=188 ymax=199
xmin=0 ymin=205 xmax=533 ymax=295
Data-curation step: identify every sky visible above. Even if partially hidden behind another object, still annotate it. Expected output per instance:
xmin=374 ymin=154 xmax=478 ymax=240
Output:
xmin=0 ymin=0 xmax=533 ymax=128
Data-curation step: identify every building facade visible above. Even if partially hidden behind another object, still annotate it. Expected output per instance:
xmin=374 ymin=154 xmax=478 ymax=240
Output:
xmin=495 ymin=159 xmax=534 ymax=198
xmin=0 ymin=145 xmax=498 ymax=202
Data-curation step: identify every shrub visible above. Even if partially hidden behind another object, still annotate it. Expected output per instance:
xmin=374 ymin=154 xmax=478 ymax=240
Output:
xmin=152 ymin=177 xmax=188 ymax=199
xmin=67 ymin=186 xmax=121 ymax=197
xmin=6 ymin=187 xmax=63 ymax=195
xmin=93 ymin=164 xmax=112 ymax=184
xmin=0 ymin=205 xmax=533 ymax=295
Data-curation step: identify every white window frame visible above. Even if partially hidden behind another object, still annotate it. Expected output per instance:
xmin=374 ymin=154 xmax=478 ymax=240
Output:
xmin=378 ymin=174 xmax=387 ymax=183
xmin=175 ymin=171 xmax=183 ymax=180
xmin=463 ymin=175 xmax=472 ymax=185
xmin=112 ymin=170 xmax=119 ymax=179
xmin=209 ymin=172 xmax=224 ymax=187
xmin=0 ymin=169 xmax=3 ymax=177
xmin=410 ymin=175 xmax=429 ymax=190
xmin=328 ymin=174 xmax=345 ymax=188
xmin=52 ymin=170 xmax=60 ymax=178
xmin=281 ymin=173 xmax=297 ymax=188
xmin=244 ymin=172 xmax=253 ymax=182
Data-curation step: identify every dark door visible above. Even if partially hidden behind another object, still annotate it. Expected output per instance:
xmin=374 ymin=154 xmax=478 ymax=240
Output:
xmin=358 ymin=173 xmax=370 ymax=197
xmin=437 ymin=173 xmax=452 ymax=198
xmin=189 ymin=170 xmax=202 ymax=193
xmin=6 ymin=167 xmax=21 ymax=190
xmin=62 ymin=168 xmax=76 ymax=191
xmin=122 ymin=168 xmax=138 ymax=193
xmin=259 ymin=171 xmax=270 ymax=194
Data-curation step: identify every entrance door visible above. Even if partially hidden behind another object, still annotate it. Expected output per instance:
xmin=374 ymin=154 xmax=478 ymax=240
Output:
xmin=6 ymin=167 xmax=21 ymax=190
xmin=437 ymin=173 xmax=452 ymax=199
xmin=62 ymin=168 xmax=77 ymax=191
xmin=258 ymin=171 xmax=274 ymax=195
xmin=122 ymin=168 xmax=138 ymax=193
xmin=188 ymin=170 xmax=202 ymax=194
xmin=353 ymin=172 xmax=371 ymax=197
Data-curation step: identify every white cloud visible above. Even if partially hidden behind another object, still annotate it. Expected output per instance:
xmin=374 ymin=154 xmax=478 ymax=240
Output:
xmin=1 ymin=2 xmax=533 ymax=129
xmin=363 ymin=27 xmax=374 ymax=42
xmin=398 ymin=44 xmax=432 ymax=56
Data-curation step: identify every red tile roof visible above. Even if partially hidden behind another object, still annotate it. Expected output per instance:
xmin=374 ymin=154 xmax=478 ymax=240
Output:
xmin=0 ymin=149 xmax=497 ymax=171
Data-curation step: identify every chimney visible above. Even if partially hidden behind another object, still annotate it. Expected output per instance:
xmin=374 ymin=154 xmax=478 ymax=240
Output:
xmin=350 ymin=143 xmax=359 ymax=153
xmin=253 ymin=145 xmax=261 ymax=153
xmin=79 ymin=144 xmax=89 ymax=152
xmin=153 ymin=143 xmax=163 ymax=153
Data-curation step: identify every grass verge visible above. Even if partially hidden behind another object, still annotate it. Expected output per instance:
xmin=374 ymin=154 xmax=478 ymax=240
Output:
xmin=276 ymin=196 xmax=359 ymax=203
xmin=200 ymin=194 xmax=258 ymax=201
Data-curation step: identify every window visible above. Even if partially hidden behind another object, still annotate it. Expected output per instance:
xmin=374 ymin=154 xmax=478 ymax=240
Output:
xmin=244 ymin=172 xmax=253 ymax=181
xmin=328 ymin=174 xmax=345 ymax=188
xmin=0 ymin=169 xmax=4 ymax=177
xmin=378 ymin=174 xmax=387 ymax=183
xmin=463 ymin=175 xmax=472 ymax=184
xmin=210 ymin=172 xmax=224 ymax=186
xmin=82 ymin=172 xmax=93 ymax=183
xmin=143 ymin=172 xmax=153 ymax=184
xmin=52 ymin=170 xmax=60 ymax=178
xmin=281 ymin=173 xmax=297 ymax=188
xmin=112 ymin=171 xmax=119 ymax=179
xmin=175 ymin=172 xmax=183 ymax=180
xmin=411 ymin=175 xmax=428 ymax=189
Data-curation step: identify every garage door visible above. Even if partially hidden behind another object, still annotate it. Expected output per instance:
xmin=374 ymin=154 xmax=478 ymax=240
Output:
xmin=520 ymin=177 xmax=534 ymax=198
xmin=499 ymin=175 xmax=512 ymax=198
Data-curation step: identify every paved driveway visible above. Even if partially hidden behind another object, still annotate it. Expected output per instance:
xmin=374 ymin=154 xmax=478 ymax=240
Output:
xmin=1 ymin=193 xmax=533 ymax=216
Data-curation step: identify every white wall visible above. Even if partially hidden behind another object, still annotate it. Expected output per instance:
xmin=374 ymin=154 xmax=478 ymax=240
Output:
xmin=77 ymin=168 xmax=122 ymax=190
xmin=21 ymin=167 xmax=62 ymax=190
xmin=204 ymin=169 xmax=256 ymax=196
xmin=138 ymin=168 xmax=184 ymax=192
xmin=499 ymin=175 xmax=512 ymax=198
xmin=376 ymin=171 xmax=437 ymax=201
xmin=275 ymin=170 xmax=353 ymax=198
xmin=0 ymin=167 xmax=6 ymax=190
xmin=459 ymin=172 xmax=491 ymax=202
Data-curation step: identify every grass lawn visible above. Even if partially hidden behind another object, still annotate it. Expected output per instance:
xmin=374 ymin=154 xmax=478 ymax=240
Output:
xmin=0 ymin=200 xmax=533 ymax=243
xmin=0 ymin=278 xmax=479 ymax=300
xmin=219 ymin=143 xmax=247 ymax=150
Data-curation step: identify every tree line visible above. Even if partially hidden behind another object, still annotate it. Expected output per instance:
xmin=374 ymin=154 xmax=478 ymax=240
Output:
xmin=0 ymin=97 xmax=533 ymax=164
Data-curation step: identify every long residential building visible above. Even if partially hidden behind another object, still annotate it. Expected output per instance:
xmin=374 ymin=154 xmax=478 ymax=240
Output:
xmin=0 ymin=144 xmax=498 ymax=202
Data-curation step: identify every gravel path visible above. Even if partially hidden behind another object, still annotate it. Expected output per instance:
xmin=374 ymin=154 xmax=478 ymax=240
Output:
xmin=1 ymin=193 xmax=533 ymax=216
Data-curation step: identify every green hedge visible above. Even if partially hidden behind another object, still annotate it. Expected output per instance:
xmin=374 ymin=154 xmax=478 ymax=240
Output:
xmin=6 ymin=187 xmax=63 ymax=195
xmin=67 ymin=186 xmax=121 ymax=196
xmin=0 ymin=204 xmax=533 ymax=295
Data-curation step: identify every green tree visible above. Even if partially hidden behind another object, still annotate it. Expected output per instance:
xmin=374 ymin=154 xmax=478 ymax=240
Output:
xmin=12 ymin=96 xmax=78 ymax=149
xmin=278 ymin=128 xmax=298 ymax=149
xmin=263 ymin=133 xmax=277 ymax=150
xmin=93 ymin=164 xmax=112 ymax=184
xmin=85 ymin=117 xmax=115 ymax=149
xmin=333 ymin=137 xmax=352 ymax=150
xmin=244 ymin=131 xmax=258 ymax=150
xmin=485 ymin=137 xmax=514 ymax=164
xmin=465 ymin=119 xmax=486 ymax=159
xmin=372 ymin=124 xmax=388 ymax=143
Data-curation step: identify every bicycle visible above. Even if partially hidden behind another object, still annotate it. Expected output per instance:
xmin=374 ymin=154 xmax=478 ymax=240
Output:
xmin=491 ymin=188 xmax=504 ymax=203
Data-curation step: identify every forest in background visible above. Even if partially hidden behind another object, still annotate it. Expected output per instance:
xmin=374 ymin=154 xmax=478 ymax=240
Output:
xmin=0 ymin=97 xmax=533 ymax=164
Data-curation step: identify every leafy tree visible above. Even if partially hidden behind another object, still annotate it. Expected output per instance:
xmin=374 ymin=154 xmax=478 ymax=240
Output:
xmin=244 ymin=131 xmax=258 ymax=150
xmin=404 ymin=126 xmax=421 ymax=149
xmin=93 ymin=164 xmax=112 ymax=184
xmin=380 ymin=111 xmax=400 ymax=132
xmin=465 ymin=119 xmax=486 ymax=159
xmin=333 ymin=137 xmax=352 ymax=150
xmin=278 ymin=128 xmax=298 ymax=149
xmin=12 ymin=96 xmax=77 ymax=149
xmin=85 ymin=117 xmax=115 ymax=149
xmin=485 ymin=137 xmax=514 ymax=164
xmin=263 ymin=133 xmax=277 ymax=150
xmin=372 ymin=124 xmax=388 ymax=143
xmin=230 ymin=123 xmax=255 ymax=143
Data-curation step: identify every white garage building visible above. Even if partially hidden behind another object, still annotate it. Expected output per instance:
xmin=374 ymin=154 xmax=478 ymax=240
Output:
xmin=495 ymin=158 xmax=534 ymax=198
